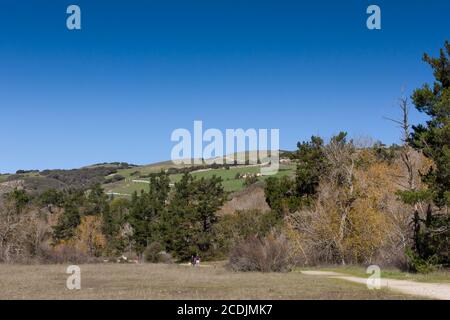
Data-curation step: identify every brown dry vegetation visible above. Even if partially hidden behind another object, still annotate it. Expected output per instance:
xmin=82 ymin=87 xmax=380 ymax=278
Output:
xmin=0 ymin=263 xmax=421 ymax=300
xmin=219 ymin=183 xmax=270 ymax=215
xmin=284 ymin=144 xmax=432 ymax=268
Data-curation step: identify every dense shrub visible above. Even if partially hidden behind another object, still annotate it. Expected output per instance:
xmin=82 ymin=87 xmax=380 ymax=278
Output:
xmin=243 ymin=175 xmax=258 ymax=187
xmin=104 ymin=174 xmax=125 ymax=184
xmin=40 ymin=167 xmax=118 ymax=189
xmin=228 ymin=233 xmax=293 ymax=272
xmin=144 ymin=242 xmax=173 ymax=264
xmin=41 ymin=243 xmax=91 ymax=264
xmin=144 ymin=242 xmax=163 ymax=263
xmin=405 ymin=248 xmax=439 ymax=274
xmin=215 ymin=210 xmax=280 ymax=253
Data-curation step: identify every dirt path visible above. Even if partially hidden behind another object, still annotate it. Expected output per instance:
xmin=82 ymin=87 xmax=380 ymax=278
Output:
xmin=301 ymin=271 xmax=450 ymax=300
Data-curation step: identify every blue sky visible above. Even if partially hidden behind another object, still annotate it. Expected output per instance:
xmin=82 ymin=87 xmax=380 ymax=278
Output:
xmin=0 ymin=0 xmax=449 ymax=173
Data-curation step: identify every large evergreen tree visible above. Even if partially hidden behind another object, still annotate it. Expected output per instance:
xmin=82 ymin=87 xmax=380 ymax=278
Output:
xmin=129 ymin=171 xmax=170 ymax=257
xmin=192 ymin=176 xmax=226 ymax=253
xmin=402 ymin=40 xmax=450 ymax=268
xmin=295 ymin=135 xmax=327 ymax=198
xmin=164 ymin=173 xmax=226 ymax=260
xmin=265 ymin=135 xmax=327 ymax=216
xmin=163 ymin=173 xmax=196 ymax=259
xmin=52 ymin=190 xmax=85 ymax=241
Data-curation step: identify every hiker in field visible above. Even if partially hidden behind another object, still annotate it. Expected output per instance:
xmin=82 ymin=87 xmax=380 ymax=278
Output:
xmin=195 ymin=255 xmax=201 ymax=267
xmin=191 ymin=255 xmax=196 ymax=266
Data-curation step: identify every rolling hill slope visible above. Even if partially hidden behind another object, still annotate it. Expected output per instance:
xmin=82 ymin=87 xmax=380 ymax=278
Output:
xmin=0 ymin=151 xmax=295 ymax=196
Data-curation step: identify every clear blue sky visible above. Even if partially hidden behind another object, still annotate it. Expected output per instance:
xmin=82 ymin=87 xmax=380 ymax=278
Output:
xmin=0 ymin=0 xmax=449 ymax=173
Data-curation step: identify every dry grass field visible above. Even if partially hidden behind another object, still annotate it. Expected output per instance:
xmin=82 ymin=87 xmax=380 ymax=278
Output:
xmin=0 ymin=263 xmax=422 ymax=300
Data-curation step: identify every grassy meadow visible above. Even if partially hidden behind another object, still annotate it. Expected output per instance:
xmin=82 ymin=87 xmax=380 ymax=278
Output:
xmin=106 ymin=163 xmax=296 ymax=195
xmin=0 ymin=263 xmax=421 ymax=300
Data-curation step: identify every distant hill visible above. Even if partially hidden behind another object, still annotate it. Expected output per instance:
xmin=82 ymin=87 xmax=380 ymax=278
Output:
xmin=104 ymin=152 xmax=296 ymax=196
xmin=0 ymin=151 xmax=295 ymax=196
xmin=0 ymin=163 xmax=130 ymax=196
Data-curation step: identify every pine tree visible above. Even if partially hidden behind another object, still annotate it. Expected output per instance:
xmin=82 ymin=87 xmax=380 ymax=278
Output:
xmin=164 ymin=173 xmax=226 ymax=260
xmin=164 ymin=173 xmax=196 ymax=259
xmin=295 ymin=135 xmax=327 ymax=198
xmin=52 ymin=192 xmax=83 ymax=240
xmin=128 ymin=171 xmax=170 ymax=257
xmin=86 ymin=183 xmax=109 ymax=215
xmin=400 ymin=40 xmax=450 ymax=269
xmin=265 ymin=135 xmax=327 ymax=216
xmin=192 ymin=176 xmax=226 ymax=254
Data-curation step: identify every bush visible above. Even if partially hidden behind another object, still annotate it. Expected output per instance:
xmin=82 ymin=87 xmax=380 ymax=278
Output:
xmin=243 ymin=175 xmax=258 ymax=187
xmin=144 ymin=242 xmax=162 ymax=262
xmin=144 ymin=242 xmax=173 ymax=264
xmin=228 ymin=233 xmax=293 ymax=272
xmin=157 ymin=251 xmax=174 ymax=264
xmin=104 ymin=175 xmax=125 ymax=184
xmin=405 ymin=248 xmax=438 ymax=274
xmin=215 ymin=210 xmax=280 ymax=254
xmin=41 ymin=242 xmax=93 ymax=264
xmin=40 ymin=166 xmax=119 ymax=189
